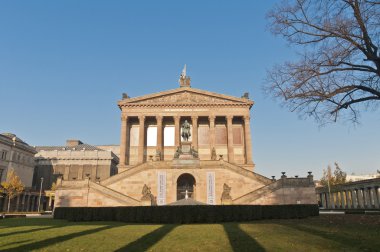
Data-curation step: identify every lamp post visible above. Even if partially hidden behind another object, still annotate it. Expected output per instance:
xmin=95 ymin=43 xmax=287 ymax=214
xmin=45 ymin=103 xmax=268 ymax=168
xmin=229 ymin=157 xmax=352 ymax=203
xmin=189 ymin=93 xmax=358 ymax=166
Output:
xmin=38 ymin=177 xmax=44 ymax=212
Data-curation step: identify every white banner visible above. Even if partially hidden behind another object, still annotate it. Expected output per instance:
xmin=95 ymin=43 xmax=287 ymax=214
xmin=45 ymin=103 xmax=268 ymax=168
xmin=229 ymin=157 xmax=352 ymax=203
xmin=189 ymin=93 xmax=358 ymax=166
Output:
xmin=157 ymin=172 xmax=166 ymax=205
xmin=207 ymin=172 xmax=216 ymax=205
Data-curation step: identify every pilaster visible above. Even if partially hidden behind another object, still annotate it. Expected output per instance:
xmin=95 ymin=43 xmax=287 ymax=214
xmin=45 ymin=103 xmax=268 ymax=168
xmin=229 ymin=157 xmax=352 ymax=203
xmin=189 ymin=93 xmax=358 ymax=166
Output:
xmin=226 ymin=115 xmax=234 ymax=163
xmin=191 ymin=116 xmax=198 ymax=149
xmin=244 ymin=115 xmax=253 ymax=165
xmin=138 ymin=115 xmax=146 ymax=164
xmin=156 ymin=116 xmax=163 ymax=154
xmin=208 ymin=115 xmax=216 ymax=156
xmin=120 ymin=114 xmax=128 ymax=166
xmin=174 ymin=116 xmax=180 ymax=147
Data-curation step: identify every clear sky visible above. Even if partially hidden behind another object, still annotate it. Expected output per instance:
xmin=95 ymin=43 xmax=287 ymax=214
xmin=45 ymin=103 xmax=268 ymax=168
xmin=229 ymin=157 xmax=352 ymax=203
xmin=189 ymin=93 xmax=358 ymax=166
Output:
xmin=1 ymin=1 xmax=379 ymax=179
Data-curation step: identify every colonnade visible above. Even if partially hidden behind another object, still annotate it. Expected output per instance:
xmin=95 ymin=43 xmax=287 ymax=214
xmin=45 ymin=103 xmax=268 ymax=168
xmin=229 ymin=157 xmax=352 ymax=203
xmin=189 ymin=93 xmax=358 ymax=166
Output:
xmin=318 ymin=184 xmax=380 ymax=209
xmin=119 ymin=115 xmax=253 ymax=166
xmin=0 ymin=192 xmax=48 ymax=212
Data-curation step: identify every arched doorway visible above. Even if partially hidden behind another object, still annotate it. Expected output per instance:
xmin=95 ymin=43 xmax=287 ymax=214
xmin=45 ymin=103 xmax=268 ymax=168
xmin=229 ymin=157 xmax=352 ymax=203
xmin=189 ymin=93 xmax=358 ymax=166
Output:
xmin=177 ymin=173 xmax=196 ymax=200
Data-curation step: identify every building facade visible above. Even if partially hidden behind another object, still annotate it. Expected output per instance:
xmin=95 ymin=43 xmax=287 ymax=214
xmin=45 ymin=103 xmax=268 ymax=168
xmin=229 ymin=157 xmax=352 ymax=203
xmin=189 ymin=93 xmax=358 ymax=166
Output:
xmin=34 ymin=139 xmax=119 ymax=189
xmin=55 ymin=72 xmax=316 ymax=207
xmin=0 ymin=133 xmax=39 ymax=212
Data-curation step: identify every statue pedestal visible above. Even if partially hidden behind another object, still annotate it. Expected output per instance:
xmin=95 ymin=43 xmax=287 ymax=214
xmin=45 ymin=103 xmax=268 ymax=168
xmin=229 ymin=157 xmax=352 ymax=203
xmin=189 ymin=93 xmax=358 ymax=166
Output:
xmin=172 ymin=141 xmax=200 ymax=167
xmin=178 ymin=141 xmax=193 ymax=159
xmin=141 ymin=197 xmax=152 ymax=206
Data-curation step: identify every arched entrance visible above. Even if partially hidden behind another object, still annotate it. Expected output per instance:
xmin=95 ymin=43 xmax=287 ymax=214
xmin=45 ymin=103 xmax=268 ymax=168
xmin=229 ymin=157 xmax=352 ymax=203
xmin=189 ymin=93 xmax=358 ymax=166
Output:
xmin=177 ymin=173 xmax=196 ymax=200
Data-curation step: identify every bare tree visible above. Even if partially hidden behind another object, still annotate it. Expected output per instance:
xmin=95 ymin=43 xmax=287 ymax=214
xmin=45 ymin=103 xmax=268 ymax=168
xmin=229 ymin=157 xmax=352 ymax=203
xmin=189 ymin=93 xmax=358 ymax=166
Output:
xmin=266 ymin=0 xmax=380 ymax=124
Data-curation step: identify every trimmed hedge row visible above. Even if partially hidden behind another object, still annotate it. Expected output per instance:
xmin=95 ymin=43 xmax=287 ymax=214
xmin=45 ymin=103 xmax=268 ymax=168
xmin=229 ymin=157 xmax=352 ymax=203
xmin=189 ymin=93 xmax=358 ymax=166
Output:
xmin=54 ymin=204 xmax=319 ymax=223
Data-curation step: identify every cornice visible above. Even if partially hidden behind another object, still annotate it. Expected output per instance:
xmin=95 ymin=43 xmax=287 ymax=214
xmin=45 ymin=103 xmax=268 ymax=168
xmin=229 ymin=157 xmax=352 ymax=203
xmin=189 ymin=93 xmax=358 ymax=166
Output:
xmin=119 ymin=103 xmax=252 ymax=108
xmin=118 ymin=87 xmax=254 ymax=109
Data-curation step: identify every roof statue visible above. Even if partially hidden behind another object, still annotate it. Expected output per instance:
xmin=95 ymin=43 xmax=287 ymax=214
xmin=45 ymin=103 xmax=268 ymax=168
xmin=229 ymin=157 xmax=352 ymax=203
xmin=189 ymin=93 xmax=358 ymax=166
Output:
xmin=181 ymin=64 xmax=186 ymax=78
xmin=179 ymin=64 xmax=191 ymax=88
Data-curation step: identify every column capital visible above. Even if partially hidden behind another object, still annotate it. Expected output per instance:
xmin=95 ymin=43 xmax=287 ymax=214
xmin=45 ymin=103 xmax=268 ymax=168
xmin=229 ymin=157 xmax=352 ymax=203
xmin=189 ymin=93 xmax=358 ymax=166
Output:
xmin=156 ymin=115 xmax=163 ymax=123
xmin=226 ymin=115 xmax=233 ymax=121
xmin=244 ymin=115 xmax=250 ymax=122
xmin=174 ymin=115 xmax=180 ymax=122
xmin=138 ymin=115 xmax=146 ymax=122
xmin=191 ymin=115 xmax=198 ymax=120
xmin=208 ymin=115 xmax=216 ymax=121
xmin=121 ymin=114 xmax=128 ymax=121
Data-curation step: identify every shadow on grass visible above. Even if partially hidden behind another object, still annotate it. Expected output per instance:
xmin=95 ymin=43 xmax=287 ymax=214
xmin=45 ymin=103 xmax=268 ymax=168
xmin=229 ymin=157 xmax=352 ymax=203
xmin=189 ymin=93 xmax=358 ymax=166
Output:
xmin=0 ymin=226 xmax=58 ymax=238
xmin=3 ymin=239 xmax=33 ymax=246
xmin=279 ymin=222 xmax=367 ymax=249
xmin=114 ymin=224 xmax=177 ymax=252
xmin=223 ymin=223 xmax=265 ymax=252
xmin=4 ymin=225 xmax=115 ymax=252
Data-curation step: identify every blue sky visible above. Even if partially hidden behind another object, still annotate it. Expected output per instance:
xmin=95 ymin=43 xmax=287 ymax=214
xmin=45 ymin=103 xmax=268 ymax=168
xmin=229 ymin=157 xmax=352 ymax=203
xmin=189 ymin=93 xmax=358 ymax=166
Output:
xmin=1 ymin=1 xmax=379 ymax=178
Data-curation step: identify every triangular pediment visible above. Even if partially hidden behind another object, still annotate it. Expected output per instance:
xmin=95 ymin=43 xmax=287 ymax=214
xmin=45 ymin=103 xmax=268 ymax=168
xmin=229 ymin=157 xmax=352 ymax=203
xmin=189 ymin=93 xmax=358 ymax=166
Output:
xmin=118 ymin=87 xmax=253 ymax=107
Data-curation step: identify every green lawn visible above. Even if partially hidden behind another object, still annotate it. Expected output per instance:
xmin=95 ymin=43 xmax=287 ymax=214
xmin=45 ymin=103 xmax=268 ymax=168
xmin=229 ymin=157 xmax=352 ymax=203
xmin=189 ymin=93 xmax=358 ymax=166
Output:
xmin=0 ymin=215 xmax=379 ymax=251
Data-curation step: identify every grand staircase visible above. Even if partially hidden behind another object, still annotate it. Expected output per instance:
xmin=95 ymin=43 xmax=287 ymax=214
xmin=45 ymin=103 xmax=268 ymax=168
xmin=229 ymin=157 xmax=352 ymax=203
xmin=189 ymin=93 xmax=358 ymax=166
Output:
xmin=77 ymin=160 xmax=277 ymax=206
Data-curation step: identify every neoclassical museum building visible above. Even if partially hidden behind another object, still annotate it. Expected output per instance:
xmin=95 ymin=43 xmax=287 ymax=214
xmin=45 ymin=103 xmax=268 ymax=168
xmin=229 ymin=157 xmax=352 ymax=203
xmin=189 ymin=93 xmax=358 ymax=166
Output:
xmin=55 ymin=70 xmax=316 ymax=207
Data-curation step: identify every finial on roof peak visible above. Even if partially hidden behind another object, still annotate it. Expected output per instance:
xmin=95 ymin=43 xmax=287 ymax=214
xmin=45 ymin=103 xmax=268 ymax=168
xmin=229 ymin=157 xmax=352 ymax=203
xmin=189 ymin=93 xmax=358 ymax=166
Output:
xmin=179 ymin=64 xmax=191 ymax=88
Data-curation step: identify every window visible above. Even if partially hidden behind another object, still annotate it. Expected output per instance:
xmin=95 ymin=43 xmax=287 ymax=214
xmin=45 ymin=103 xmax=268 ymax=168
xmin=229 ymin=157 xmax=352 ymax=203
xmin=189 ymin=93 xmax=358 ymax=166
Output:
xmin=129 ymin=126 xmax=140 ymax=147
xmin=164 ymin=126 xmax=175 ymax=146
xmin=232 ymin=127 xmax=243 ymax=145
xmin=198 ymin=126 xmax=209 ymax=145
xmin=0 ymin=169 xmax=3 ymax=181
xmin=147 ymin=126 xmax=157 ymax=146
xmin=1 ymin=150 xmax=7 ymax=160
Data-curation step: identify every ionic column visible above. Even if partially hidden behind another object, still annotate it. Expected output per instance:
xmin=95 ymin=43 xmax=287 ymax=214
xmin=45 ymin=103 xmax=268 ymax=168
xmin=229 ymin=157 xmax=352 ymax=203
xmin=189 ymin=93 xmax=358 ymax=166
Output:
xmin=320 ymin=193 xmax=326 ymax=208
xmin=138 ymin=116 xmax=146 ymax=164
xmin=357 ymin=189 xmax=364 ymax=208
xmin=340 ymin=191 xmax=346 ymax=208
xmin=174 ymin=116 xmax=180 ymax=147
xmin=352 ymin=189 xmax=359 ymax=209
xmin=156 ymin=116 xmax=163 ymax=155
xmin=119 ymin=115 xmax=128 ymax=166
xmin=226 ymin=115 xmax=234 ymax=163
xmin=21 ymin=193 xmax=26 ymax=211
xmin=191 ymin=116 xmax=198 ymax=150
xmin=31 ymin=196 xmax=36 ymax=212
xmin=366 ymin=188 xmax=373 ymax=208
xmin=16 ymin=195 xmax=20 ymax=212
xmin=346 ymin=190 xmax=352 ymax=209
xmin=26 ymin=194 xmax=31 ymax=212
xmin=243 ymin=115 xmax=253 ymax=165
xmin=372 ymin=187 xmax=379 ymax=209
xmin=209 ymin=116 xmax=216 ymax=153
xmin=324 ymin=193 xmax=328 ymax=208
xmin=363 ymin=188 xmax=370 ymax=208
xmin=332 ymin=192 xmax=337 ymax=208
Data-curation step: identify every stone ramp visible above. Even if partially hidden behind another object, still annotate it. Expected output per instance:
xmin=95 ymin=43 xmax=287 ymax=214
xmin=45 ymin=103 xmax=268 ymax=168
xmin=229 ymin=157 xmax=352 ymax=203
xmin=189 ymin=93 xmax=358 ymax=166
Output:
xmin=219 ymin=161 xmax=272 ymax=185
xmin=90 ymin=181 xmax=140 ymax=206
xmin=100 ymin=162 xmax=151 ymax=186
xmin=233 ymin=181 xmax=279 ymax=204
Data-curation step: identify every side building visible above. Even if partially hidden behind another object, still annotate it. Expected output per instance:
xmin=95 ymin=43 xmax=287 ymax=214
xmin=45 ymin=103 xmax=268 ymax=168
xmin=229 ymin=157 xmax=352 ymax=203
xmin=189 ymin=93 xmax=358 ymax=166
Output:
xmin=0 ymin=133 xmax=37 ymax=212
xmin=34 ymin=140 xmax=119 ymax=210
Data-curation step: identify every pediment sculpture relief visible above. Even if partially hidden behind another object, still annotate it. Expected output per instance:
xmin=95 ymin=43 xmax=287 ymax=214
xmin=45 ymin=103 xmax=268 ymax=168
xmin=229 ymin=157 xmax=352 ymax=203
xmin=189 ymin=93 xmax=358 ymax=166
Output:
xmin=133 ymin=92 xmax=236 ymax=104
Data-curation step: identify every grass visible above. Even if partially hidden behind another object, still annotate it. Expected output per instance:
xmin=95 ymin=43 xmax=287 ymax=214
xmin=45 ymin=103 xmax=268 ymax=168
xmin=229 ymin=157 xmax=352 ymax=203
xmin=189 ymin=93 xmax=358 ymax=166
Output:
xmin=0 ymin=215 xmax=379 ymax=251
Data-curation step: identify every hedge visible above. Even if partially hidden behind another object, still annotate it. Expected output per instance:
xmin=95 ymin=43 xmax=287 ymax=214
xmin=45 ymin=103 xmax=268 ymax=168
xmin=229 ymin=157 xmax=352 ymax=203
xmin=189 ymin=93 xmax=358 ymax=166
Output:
xmin=53 ymin=204 xmax=319 ymax=223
